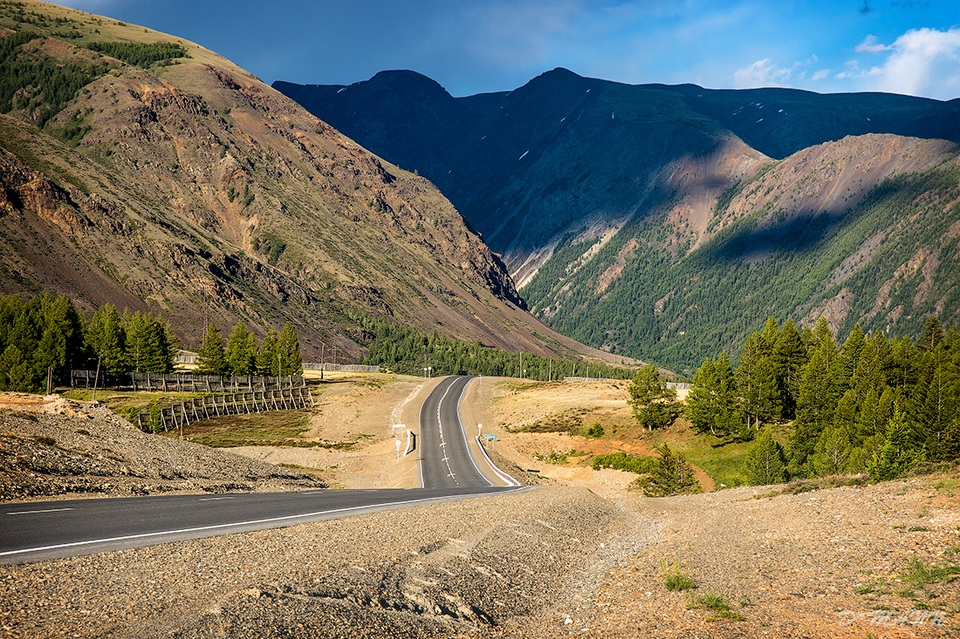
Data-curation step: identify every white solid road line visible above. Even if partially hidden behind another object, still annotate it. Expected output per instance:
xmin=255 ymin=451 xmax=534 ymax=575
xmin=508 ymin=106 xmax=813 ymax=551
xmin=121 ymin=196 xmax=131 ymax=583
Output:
xmin=0 ymin=491 xmax=518 ymax=559
xmin=7 ymin=507 xmax=75 ymax=516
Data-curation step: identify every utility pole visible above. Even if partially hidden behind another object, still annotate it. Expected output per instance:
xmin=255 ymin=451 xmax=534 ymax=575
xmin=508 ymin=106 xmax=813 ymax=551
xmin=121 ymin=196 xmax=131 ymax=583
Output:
xmin=92 ymin=353 xmax=102 ymax=403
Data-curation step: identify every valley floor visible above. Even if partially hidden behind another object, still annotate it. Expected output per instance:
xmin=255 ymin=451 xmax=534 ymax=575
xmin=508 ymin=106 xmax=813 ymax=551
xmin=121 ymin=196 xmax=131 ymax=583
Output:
xmin=0 ymin=378 xmax=958 ymax=637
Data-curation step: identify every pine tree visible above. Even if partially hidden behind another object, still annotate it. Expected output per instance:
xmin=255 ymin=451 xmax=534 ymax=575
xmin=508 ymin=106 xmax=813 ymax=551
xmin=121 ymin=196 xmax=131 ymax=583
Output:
xmin=85 ymin=303 xmax=126 ymax=374
xmin=773 ymin=319 xmax=807 ymax=419
xmin=195 ymin=323 xmax=228 ymax=376
xmin=7 ymin=295 xmax=42 ymax=362
xmin=812 ymin=424 xmax=852 ymax=476
xmin=759 ymin=317 xmax=780 ymax=358
xmin=852 ymin=339 xmax=884 ymax=402
xmin=226 ymin=322 xmax=257 ymax=376
xmin=919 ymin=317 xmax=944 ymax=353
xmin=855 ymin=388 xmax=883 ymax=439
xmin=257 ymin=326 xmax=279 ymax=376
xmin=890 ymin=336 xmax=921 ymax=392
xmin=628 ymin=364 xmax=679 ymax=430
xmin=35 ymin=294 xmax=84 ymax=384
xmin=789 ymin=334 xmax=843 ymax=476
xmin=867 ymin=409 xmax=925 ymax=481
xmin=743 ymin=430 xmax=787 ymax=485
xmin=685 ymin=352 xmax=745 ymax=440
xmin=686 ymin=357 xmax=718 ymax=435
xmin=123 ymin=310 xmax=150 ymax=373
xmin=911 ymin=344 xmax=955 ymax=462
xmin=0 ymin=344 xmax=37 ymax=392
xmin=643 ymin=444 xmax=700 ymax=496
xmin=277 ymin=323 xmax=303 ymax=376
xmin=737 ymin=333 xmax=781 ymax=429
xmin=839 ymin=323 xmax=866 ymax=391
xmin=810 ymin=317 xmax=834 ymax=353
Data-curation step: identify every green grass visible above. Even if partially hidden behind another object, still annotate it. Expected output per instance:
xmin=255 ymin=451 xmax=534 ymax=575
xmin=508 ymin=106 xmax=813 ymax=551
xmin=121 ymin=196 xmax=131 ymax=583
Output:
xmin=169 ymin=410 xmax=312 ymax=447
xmin=59 ymin=388 xmax=206 ymax=423
xmin=661 ymin=559 xmax=698 ymax=591
xmin=643 ymin=421 xmax=763 ymax=487
xmin=900 ymin=556 xmax=960 ymax=588
xmin=686 ymin=592 xmax=746 ymax=621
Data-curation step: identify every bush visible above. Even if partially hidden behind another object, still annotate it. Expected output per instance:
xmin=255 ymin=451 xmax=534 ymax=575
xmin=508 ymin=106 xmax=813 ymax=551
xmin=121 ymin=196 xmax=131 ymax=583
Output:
xmin=585 ymin=422 xmax=604 ymax=438
xmin=640 ymin=444 xmax=701 ymax=497
xmin=592 ymin=451 xmax=659 ymax=474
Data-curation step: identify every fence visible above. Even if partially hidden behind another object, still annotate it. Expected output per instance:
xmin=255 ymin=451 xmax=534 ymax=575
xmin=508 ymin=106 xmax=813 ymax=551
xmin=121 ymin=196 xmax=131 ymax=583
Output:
xmin=563 ymin=377 xmax=690 ymax=391
xmin=302 ymin=362 xmax=380 ymax=373
xmin=71 ymin=370 xmax=306 ymax=393
xmin=137 ymin=386 xmax=314 ymax=433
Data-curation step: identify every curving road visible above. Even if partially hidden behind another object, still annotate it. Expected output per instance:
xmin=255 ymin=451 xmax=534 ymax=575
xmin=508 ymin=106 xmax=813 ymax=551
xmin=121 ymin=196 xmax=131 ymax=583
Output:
xmin=0 ymin=376 xmax=523 ymax=565
xmin=418 ymin=375 xmax=496 ymax=489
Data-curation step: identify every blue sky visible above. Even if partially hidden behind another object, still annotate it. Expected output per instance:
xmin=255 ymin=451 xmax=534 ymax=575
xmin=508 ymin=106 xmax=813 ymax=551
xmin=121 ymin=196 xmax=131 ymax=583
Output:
xmin=59 ymin=1 xmax=960 ymax=100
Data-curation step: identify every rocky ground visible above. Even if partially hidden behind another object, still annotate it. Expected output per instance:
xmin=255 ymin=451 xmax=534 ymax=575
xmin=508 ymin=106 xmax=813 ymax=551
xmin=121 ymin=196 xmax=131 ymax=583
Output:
xmin=1 ymin=380 xmax=958 ymax=638
xmin=0 ymin=393 xmax=322 ymax=501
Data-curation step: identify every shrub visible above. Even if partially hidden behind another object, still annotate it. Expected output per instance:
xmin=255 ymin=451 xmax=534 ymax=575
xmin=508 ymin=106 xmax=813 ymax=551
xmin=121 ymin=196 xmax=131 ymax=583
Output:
xmin=592 ymin=451 xmax=659 ymax=474
xmin=640 ymin=444 xmax=701 ymax=497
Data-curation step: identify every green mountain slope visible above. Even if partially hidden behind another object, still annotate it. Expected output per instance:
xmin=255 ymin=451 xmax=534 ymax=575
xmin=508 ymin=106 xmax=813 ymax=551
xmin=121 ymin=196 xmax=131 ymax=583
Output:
xmin=528 ymin=135 xmax=960 ymax=374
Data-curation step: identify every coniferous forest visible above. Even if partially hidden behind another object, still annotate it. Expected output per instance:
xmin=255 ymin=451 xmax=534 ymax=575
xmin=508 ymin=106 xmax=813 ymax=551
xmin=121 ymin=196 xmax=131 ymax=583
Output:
xmin=5 ymin=289 xmax=958 ymax=487
xmin=672 ymin=317 xmax=960 ymax=484
xmin=356 ymin=315 xmax=636 ymax=381
xmin=0 ymin=292 xmax=303 ymax=392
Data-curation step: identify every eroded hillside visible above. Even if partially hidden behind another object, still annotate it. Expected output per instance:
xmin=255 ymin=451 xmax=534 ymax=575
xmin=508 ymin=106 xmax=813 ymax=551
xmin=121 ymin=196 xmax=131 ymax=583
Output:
xmin=0 ymin=0 xmax=589 ymax=362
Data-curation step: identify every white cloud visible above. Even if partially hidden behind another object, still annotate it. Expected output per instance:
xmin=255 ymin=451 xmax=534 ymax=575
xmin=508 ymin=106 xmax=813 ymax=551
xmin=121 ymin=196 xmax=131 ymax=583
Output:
xmin=863 ymin=28 xmax=960 ymax=100
xmin=733 ymin=58 xmax=809 ymax=88
xmin=855 ymin=35 xmax=888 ymax=54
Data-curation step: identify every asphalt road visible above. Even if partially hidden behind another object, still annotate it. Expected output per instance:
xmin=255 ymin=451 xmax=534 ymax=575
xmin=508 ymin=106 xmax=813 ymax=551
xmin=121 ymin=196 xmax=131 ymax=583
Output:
xmin=0 ymin=376 xmax=525 ymax=565
xmin=418 ymin=375 xmax=496 ymax=489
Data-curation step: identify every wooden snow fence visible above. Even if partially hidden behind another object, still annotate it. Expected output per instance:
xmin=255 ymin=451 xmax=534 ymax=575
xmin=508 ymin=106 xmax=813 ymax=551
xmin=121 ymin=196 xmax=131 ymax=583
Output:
xmin=71 ymin=370 xmax=306 ymax=394
xmin=136 ymin=386 xmax=314 ymax=433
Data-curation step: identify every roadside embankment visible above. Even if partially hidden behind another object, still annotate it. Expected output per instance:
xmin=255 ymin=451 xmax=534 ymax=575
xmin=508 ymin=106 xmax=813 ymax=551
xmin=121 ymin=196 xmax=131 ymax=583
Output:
xmin=0 ymin=486 xmax=646 ymax=638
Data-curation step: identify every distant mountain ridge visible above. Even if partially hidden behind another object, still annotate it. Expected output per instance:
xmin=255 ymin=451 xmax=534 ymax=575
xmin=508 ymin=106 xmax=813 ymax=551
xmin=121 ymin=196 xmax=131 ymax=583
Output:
xmin=275 ymin=68 xmax=960 ymax=372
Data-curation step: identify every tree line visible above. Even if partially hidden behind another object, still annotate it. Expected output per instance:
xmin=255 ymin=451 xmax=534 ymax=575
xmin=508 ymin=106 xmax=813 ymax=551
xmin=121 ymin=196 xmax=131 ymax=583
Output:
xmin=194 ymin=321 xmax=302 ymax=377
xmin=0 ymin=292 xmax=303 ymax=392
xmin=355 ymin=316 xmax=636 ymax=381
xmin=629 ymin=316 xmax=960 ymax=484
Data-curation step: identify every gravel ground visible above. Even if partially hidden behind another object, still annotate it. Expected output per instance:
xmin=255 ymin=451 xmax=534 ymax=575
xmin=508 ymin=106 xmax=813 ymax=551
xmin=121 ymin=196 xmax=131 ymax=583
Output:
xmin=0 ymin=395 xmax=322 ymax=501
xmin=2 ymin=393 xmax=959 ymax=638
xmin=0 ymin=486 xmax=638 ymax=638
xmin=532 ymin=481 xmax=960 ymax=639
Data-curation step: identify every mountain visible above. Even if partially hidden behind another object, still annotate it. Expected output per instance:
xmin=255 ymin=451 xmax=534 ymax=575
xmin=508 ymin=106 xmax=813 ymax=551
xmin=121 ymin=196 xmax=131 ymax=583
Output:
xmin=275 ymin=68 xmax=960 ymax=373
xmin=0 ymin=1 xmax=631 ymax=366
